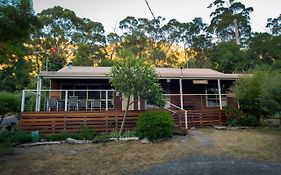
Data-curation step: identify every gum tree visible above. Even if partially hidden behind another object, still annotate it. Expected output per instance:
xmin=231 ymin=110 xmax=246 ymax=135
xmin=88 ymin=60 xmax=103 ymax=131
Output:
xmin=109 ymin=50 xmax=166 ymax=133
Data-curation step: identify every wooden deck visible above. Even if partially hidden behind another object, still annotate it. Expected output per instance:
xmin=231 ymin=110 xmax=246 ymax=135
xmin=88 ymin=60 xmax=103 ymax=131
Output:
xmin=19 ymin=109 xmax=227 ymax=134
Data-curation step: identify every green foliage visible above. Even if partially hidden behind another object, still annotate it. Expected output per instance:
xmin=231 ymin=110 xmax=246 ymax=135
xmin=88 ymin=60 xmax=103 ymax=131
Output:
xmin=32 ymin=6 xmax=106 ymax=71
xmin=235 ymin=70 xmax=267 ymax=118
xmin=110 ymin=130 xmax=137 ymax=139
xmin=234 ymin=68 xmax=281 ymax=121
xmin=224 ymin=105 xmax=242 ymax=126
xmin=78 ymin=125 xmax=97 ymax=140
xmin=0 ymin=130 xmax=32 ymax=155
xmin=45 ymin=126 xmax=97 ymax=141
xmin=0 ymin=91 xmax=20 ymax=124
xmin=0 ymin=130 xmax=32 ymax=146
xmin=136 ymin=111 xmax=174 ymax=140
xmin=238 ymin=115 xmax=259 ymax=126
xmin=247 ymin=33 xmax=281 ymax=66
xmin=208 ymin=41 xmax=252 ymax=73
xmin=110 ymin=50 xmax=166 ymax=107
xmin=0 ymin=0 xmax=38 ymax=91
xmin=208 ymin=0 xmax=253 ymax=43
xmin=224 ymin=106 xmax=258 ymax=126
xmin=260 ymin=72 xmax=281 ymax=115
xmin=266 ymin=14 xmax=281 ymax=35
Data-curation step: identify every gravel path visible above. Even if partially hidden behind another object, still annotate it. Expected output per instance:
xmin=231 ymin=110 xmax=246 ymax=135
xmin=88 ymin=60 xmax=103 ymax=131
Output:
xmin=133 ymin=155 xmax=281 ymax=175
xmin=133 ymin=130 xmax=281 ymax=175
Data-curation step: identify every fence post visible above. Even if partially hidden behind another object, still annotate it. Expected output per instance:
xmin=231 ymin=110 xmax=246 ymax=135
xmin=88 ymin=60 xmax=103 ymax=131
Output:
xmin=21 ymin=90 xmax=25 ymax=112
xmin=65 ymin=90 xmax=68 ymax=111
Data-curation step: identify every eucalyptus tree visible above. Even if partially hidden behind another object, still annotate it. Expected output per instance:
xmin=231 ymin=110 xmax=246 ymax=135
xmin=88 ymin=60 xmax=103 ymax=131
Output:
xmin=110 ymin=50 xmax=165 ymax=133
xmin=32 ymin=6 xmax=106 ymax=70
xmin=0 ymin=0 xmax=38 ymax=91
xmin=247 ymin=32 xmax=281 ymax=66
xmin=207 ymin=0 xmax=253 ymax=45
xmin=266 ymin=14 xmax=281 ymax=36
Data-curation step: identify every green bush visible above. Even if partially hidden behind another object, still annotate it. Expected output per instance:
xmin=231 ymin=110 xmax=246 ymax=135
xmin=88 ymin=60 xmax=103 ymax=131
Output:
xmin=0 ymin=130 xmax=32 ymax=155
xmin=224 ymin=106 xmax=242 ymax=126
xmin=78 ymin=126 xmax=97 ymax=140
xmin=238 ymin=115 xmax=259 ymax=126
xmin=45 ymin=127 xmax=97 ymax=141
xmin=135 ymin=111 xmax=174 ymax=140
xmin=0 ymin=130 xmax=32 ymax=146
xmin=0 ymin=91 xmax=20 ymax=124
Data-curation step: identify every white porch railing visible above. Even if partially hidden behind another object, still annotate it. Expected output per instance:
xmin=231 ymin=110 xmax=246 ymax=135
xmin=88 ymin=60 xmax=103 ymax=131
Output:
xmin=21 ymin=89 xmax=116 ymax=112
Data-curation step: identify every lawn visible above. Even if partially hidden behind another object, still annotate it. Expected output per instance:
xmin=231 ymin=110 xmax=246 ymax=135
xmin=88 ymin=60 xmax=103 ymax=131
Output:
xmin=0 ymin=128 xmax=280 ymax=175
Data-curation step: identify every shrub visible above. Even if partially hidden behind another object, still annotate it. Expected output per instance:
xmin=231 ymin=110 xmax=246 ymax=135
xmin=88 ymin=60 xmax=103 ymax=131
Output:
xmin=0 ymin=91 xmax=20 ymax=124
xmin=0 ymin=130 xmax=32 ymax=145
xmin=238 ymin=115 xmax=259 ymax=126
xmin=45 ymin=126 xmax=97 ymax=141
xmin=78 ymin=126 xmax=97 ymax=140
xmin=224 ymin=106 xmax=242 ymax=126
xmin=135 ymin=111 xmax=174 ymax=140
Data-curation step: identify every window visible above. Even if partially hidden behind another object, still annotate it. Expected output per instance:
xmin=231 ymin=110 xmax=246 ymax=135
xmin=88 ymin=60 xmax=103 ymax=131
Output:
xmin=206 ymin=83 xmax=227 ymax=107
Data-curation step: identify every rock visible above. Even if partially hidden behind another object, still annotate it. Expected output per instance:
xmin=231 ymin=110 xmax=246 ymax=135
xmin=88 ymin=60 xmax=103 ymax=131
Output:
xmin=40 ymin=138 xmax=48 ymax=142
xmin=118 ymin=137 xmax=139 ymax=141
xmin=214 ymin=126 xmax=226 ymax=130
xmin=65 ymin=138 xmax=88 ymax=144
xmin=141 ymin=137 xmax=151 ymax=144
xmin=18 ymin=141 xmax=61 ymax=147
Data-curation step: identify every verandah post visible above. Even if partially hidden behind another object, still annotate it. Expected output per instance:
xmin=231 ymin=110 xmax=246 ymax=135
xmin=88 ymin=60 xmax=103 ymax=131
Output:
xmin=105 ymin=90 xmax=108 ymax=111
xmin=37 ymin=77 xmax=42 ymax=111
xmin=21 ymin=90 xmax=25 ymax=112
xmin=179 ymin=78 xmax=183 ymax=109
xmin=217 ymin=79 xmax=222 ymax=110
xmin=65 ymin=90 xmax=68 ymax=111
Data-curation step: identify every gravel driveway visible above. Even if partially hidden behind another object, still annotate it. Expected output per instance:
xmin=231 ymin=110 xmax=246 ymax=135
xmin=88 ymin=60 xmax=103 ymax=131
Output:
xmin=133 ymin=155 xmax=281 ymax=175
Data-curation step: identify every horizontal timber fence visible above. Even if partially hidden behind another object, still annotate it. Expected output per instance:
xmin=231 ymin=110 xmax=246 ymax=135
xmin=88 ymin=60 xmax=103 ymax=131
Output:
xmin=20 ymin=109 xmax=227 ymax=134
xmin=173 ymin=109 xmax=227 ymax=128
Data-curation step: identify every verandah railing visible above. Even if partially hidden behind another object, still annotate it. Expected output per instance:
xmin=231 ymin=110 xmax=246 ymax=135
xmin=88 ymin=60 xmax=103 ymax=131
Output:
xmin=21 ymin=89 xmax=234 ymax=112
xmin=21 ymin=89 xmax=116 ymax=112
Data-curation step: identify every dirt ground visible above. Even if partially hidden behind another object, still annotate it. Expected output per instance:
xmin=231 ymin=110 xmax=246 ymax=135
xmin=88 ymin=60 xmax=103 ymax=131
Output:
xmin=0 ymin=128 xmax=280 ymax=175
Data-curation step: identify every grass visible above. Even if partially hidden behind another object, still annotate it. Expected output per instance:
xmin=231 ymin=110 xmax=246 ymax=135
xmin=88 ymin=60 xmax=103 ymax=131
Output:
xmin=0 ymin=128 xmax=280 ymax=175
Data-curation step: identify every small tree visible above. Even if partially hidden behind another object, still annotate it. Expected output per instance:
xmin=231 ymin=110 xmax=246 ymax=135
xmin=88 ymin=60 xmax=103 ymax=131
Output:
xmin=110 ymin=50 xmax=165 ymax=133
xmin=0 ymin=92 xmax=20 ymax=124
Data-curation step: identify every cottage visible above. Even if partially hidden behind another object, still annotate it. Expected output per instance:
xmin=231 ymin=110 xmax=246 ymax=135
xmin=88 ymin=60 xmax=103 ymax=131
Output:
xmin=20 ymin=66 xmax=240 ymax=133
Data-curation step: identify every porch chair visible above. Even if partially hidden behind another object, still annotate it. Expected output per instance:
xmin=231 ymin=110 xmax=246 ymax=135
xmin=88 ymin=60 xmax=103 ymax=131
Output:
xmin=79 ymin=99 xmax=88 ymax=111
xmin=68 ymin=96 xmax=79 ymax=111
xmin=46 ymin=97 xmax=58 ymax=111
xmin=92 ymin=99 xmax=101 ymax=110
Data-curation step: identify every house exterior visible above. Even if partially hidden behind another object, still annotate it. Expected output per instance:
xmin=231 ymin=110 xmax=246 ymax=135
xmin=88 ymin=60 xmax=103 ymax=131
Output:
xmin=19 ymin=66 xmax=240 ymax=134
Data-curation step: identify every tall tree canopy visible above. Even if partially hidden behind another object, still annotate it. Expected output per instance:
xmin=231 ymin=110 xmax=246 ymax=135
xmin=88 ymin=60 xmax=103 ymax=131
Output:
xmin=266 ymin=14 xmax=281 ymax=36
xmin=0 ymin=0 xmax=38 ymax=91
xmin=31 ymin=6 xmax=106 ymax=70
xmin=208 ymin=0 xmax=253 ymax=44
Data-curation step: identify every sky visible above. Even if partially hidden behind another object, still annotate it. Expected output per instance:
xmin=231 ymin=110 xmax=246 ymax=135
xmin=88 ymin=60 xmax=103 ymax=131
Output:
xmin=33 ymin=0 xmax=281 ymax=34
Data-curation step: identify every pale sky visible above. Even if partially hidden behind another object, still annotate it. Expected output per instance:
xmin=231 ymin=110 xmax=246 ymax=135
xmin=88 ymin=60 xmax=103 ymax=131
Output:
xmin=33 ymin=0 xmax=281 ymax=34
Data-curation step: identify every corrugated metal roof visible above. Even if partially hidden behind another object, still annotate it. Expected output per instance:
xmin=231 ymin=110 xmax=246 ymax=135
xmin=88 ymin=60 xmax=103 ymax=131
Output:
xmin=39 ymin=66 xmax=240 ymax=80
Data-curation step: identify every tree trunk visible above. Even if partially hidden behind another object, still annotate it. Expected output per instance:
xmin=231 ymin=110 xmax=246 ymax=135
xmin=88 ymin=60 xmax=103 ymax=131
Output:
xmin=233 ymin=18 xmax=241 ymax=45
xmin=119 ymin=95 xmax=131 ymax=133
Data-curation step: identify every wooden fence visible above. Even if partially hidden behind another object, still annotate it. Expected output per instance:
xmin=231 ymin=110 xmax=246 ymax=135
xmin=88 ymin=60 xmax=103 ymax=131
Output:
xmin=20 ymin=109 xmax=227 ymax=134
xmin=20 ymin=110 xmax=142 ymax=134
xmin=173 ymin=109 xmax=227 ymax=128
